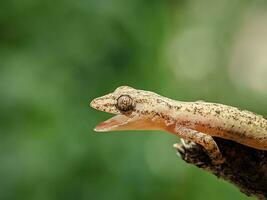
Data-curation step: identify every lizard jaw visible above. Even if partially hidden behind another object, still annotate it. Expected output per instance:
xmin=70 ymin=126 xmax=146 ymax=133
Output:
xmin=94 ymin=114 xmax=132 ymax=132
xmin=94 ymin=114 xmax=154 ymax=132
xmin=94 ymin=113 xmax=170 ymax=132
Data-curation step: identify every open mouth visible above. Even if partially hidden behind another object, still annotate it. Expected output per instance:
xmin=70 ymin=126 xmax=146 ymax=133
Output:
xmin=90 ymin=97 xmax=161 ymax=132
xmin=90 ymin=97 xmax=135 ymax=132
xmin=93 ymin=112 xmax=164 ymax=132
xmin=94 ymin=114 xmax=132 ymax=132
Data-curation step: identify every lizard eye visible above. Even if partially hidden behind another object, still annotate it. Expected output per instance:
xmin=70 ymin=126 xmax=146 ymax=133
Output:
xmin=117 ymin=95 xmax=133 ymax=112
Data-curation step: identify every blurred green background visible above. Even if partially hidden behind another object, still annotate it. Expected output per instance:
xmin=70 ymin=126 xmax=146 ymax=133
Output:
xmin=1 ymin=0 xmax=267 ymax=199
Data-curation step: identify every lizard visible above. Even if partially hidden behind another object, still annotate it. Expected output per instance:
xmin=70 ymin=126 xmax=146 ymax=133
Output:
xmin=90 ymin=86 xmax=267 ymax=165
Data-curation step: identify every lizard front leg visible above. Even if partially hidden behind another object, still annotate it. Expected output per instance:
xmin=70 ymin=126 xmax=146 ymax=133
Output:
xmin=173 ymin=126 xmax=225 ymax=165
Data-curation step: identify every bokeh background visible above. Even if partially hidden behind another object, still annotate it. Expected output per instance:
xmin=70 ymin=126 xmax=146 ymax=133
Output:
xmin=1 ymin=0 xmax=267 ymax=199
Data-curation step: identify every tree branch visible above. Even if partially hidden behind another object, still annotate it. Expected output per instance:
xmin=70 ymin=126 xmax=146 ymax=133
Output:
xmin=175 ymin=138 xmax=267 ymax=200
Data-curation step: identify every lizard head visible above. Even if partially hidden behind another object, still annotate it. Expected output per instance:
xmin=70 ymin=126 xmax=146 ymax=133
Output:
xmin=90 ymin=86 xmax=173 ymax=132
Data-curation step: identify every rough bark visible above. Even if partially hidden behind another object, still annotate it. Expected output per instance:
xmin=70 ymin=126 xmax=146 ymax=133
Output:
xmin=175 ymin=138 xmax=267 ymax=200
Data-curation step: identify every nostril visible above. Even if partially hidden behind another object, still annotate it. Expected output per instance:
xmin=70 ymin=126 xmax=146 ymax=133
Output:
xmin=90 ymin=99 xmax=96 ymax=108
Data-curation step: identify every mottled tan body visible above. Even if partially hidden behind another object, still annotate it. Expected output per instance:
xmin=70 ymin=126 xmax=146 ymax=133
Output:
xmin=90 ymin=86 xmax=267 ymax=164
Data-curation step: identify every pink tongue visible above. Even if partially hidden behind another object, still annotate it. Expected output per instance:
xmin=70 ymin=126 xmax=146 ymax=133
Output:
xmin=94 ymin=115 xmax=129 ymax=132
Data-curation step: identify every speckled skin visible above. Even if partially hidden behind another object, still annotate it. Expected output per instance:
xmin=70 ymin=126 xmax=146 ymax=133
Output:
xmin=90 ymin=86 xmax=267 ymax=163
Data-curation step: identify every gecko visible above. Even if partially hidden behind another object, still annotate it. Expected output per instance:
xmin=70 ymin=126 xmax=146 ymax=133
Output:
xmin=90 ymin=86 xmax=267 ymax=165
